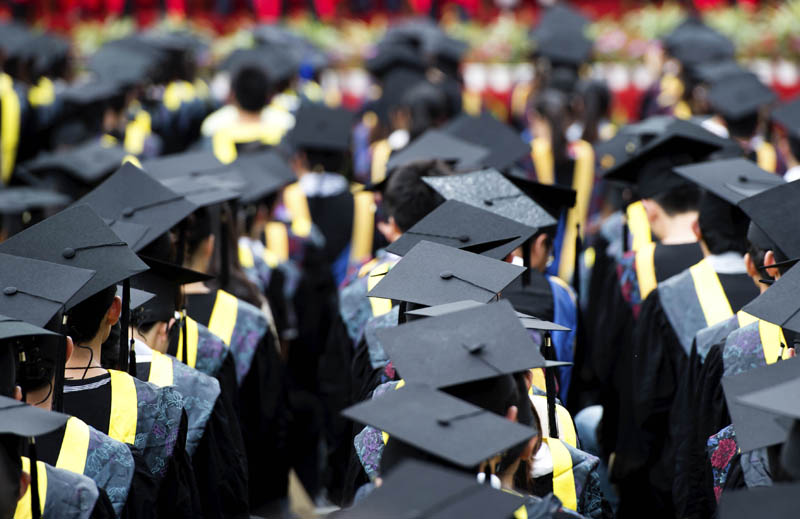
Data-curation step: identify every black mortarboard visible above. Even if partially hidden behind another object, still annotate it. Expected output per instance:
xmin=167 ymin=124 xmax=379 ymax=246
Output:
xmin=718 ymin=483 xmax=800 ymax=519
xmin=673 ymin=158 xmax=785 ymax=205
xmin=76 ymin=163 xmax=198 ymax=252
xmin=0 ymin=314 xmax=60 ymax=343
xmin=140 ymin=150 xmax=222 ymax=179
xmin=708 ymin=73 xmax=776 ymax=121
xmin=722 ymin=358 xmax=800 ymax=452
xmin=664 ymin=21 xmax=735 ymax=68
xmin=385 ymin=130 xmax=489 ymax=172
xmin=404 ymin=299 xmax=570 ymax=332
xmin=288 ymin=103 xmax=354 ymax=152
xmin=771 ymin=97 xmax=800 ymax=140
xmin=387 ymin=200 xmax=536 ymax=260
xmin=740 ymin=263 xmax=800 ymax=334
xmin=342 ymin=384 xmax=535 ymax=468
xmin=0 ymin=395 xmax=70 ymax=437
xmin=423 ymin=169 xmax=557 ymax=230
xmin=117 ymin=286 xmax=155 ymax=311
xmin=59 ymin=79 xmax=125 ymax=107
xmin=534 ymin=32 xmax=593 ymax=67
xmin=0 ymin=252 xmax=95 ymax=326
xmin=0 ymin=188 xmax=70 ymax=215
xmin=378 ymin=300 xmax=548 ymax=388
xmin=441 ymin=112 xmax=531 ymax=172
xmin=332 ymin=459 xmax=525 ymax=519
xmin=504 ymin=169 xmax=577 ymax=220
xmin=603 ymin=120 xmax=733 ymax=198
xmin=738 ymin=180 xmax=800 ymax=260
xmin=131 ymin=256 xmax=211 ymax=324
xmin=692 ymin=61 xmax=751 ymax=85
xmin=0 ymin=205 xmax=148 ymax=309
xmin=24 ymin=140 xmax=127 ymax=186
xmin=365 ymin=43 xmax=427 ymax=79
xmin=367 ymin=241 xmax=525 ymax=307
xmin=208 ymin=150 xmax=297 ymax=204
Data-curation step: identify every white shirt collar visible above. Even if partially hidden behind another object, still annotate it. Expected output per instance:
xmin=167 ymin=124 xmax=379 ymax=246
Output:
xmin=133 ymin=338 xmax=153 ymax=361
xmin=707 ymin=252 xmax=747 ymax=275
xmin=784 ymin=165 xmax=800 ymax=183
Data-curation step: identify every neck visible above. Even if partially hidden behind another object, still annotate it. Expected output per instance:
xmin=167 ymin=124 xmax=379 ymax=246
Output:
xmin=185 ymin=254 xmax=209 ymax=274
xmin=787 ymin=154 xmax=800 ymax=170
xmin=654 ymin=211 xmax=699 ymax=245
xmin=237 ymin=109 xmax=262 ymax=125
xmin=26 ymin=387 xmax=53 ymax=411
xmin=183 ymin=281 xmax=211 ymax=295
xmin=65 ymin=337 xmax=107 ymax=379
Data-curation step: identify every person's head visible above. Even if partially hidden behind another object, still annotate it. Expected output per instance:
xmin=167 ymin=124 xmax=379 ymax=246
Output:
xmin=745 ymin=222 xmax=793 ymax=285
xmin=575 ymin=79 xmax=611 ymax=144
xmin=526 ymin=232 xmax=554 ymax=273
xmin=231 ymin=66 xmax=272 ymax=115
xmin=182 ymin=208 xmax=215 ymax=273
xmin=775 ymin=130 xmax=800 ymax=168
xmin=725 ymin=113 xmax=760 ymax=141
xmin=401 ymin=81 xmax=450 ymax=140
xmin=641 ymin=184 xmax=702 ymax=241
xmin=0 ymin=434 xmax=27 ymax=519
xmin=378 ymin=160 xmax=449 ymax=242
xmin=693 ymin=192 xmax=750 ymax=256
xmin=65 ymin=285 xmax=121 ymax=347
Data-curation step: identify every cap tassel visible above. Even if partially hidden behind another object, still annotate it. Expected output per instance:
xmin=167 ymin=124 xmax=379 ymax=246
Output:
xmin=119 ymin=279 xmax=130 ymax=372
xmin=543 ymin=331 xmax=559 ymax=439
xmin=181 ymin=312 xmax=189 ymax=365
xmin=52 ymin=315 xmax=67 ymax=413
xmin=128 ymin=339 xmax=137 ymax=377
xmin=29 ymin=438 xmax=42 ymax=519
xmin=572 ymin=223 xmax=582 ymax=300
xmin=220 ymin=211 xmax=231 ymax=289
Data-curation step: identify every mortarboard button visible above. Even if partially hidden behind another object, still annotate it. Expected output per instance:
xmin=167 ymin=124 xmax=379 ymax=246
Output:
xmin=483 ymin=199 xmax=493 ymax=206
xmin=62 ymin=248 xmax=75 ymax=259
xmin=122 ymin=207 xmax=135 ymax=218
xmin=440 ymin=271 xmax=453 ymax=280
xmin=3 ymin=287 xmax=16 ymax=296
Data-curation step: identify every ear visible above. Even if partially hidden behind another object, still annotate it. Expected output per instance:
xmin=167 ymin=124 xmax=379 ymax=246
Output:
xmin=157 ymin=322 xmax=169 ymax=341
xmin=13 ymin=386 xmax=22 ymax=402
xmin=764 ymin=250 xmax=781 ymax=280
xmin=640 ymin=198 xmax=657 ymax=223
xmin=505 ymin=405 xmax=518 ymax=423
xmin=691 ymin=218 xmax=702 ymax=242
xmin=107 ymin=296 xmax=122 ymax=327
xmin=18 ymin=470 xmax=30 ymax=503
xmin=65 ymin=336 xmax=74 ymax=364
xmin=205 ymin=234 xmax=215 ymax=259
xmin=534 ymin=233 xmax=550 ymax=254
xmin=522 ymin=370 xmax=533 ymax=391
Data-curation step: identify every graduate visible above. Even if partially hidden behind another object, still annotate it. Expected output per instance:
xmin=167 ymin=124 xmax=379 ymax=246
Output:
xmin=0 ymin=205 xmax=203 ymax=519
xmin=615 ymin=157 xmax=784 ymax=517
xmin=771 ymin=96 xmax=800 ymax=181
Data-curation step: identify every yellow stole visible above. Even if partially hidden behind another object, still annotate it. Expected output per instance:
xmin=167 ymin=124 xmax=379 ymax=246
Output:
xmin=1 ymin=73 xmax=20 ymax=184
xmin=107 ymin=370 xmax=138 ymax=445
xmin=15 ymin=457 xmax=48 ymax=519
xmin=688 ymin=259 xmax=734 ymax=327
xmin=542 ymin=438 xmax=578 ymax=511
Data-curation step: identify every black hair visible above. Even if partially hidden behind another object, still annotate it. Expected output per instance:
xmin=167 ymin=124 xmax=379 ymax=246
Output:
xmin=66 ymin=285 xmax=117 ymax=345
xmin=232 ymin=66 xmax=271 ymax=113
xmin=401 ymin=81 xmax=449 ymax=140
xmin=0 ymin=434 xmax=22 ymax=519
xmin=650 ymin=184 xmax=702 ymax=216
xmin=531 ymin=89 xmax=571 ymax=171
xmin=577 ymin=79 xmax=611 ymax=144
xmin=698 ymin=192 xmax=750 ymax=255
xmin=0 ymin=344 xmax=15 ymax=398
xmin=725 ymin=113 xmax=759 ymax=139
xmin=382 ymin=160 xmax=449 ymax=232
xmin=747 ymin=241 xmax=768 ymax=272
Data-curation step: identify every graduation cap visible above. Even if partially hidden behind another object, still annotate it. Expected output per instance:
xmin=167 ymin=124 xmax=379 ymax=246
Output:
xmin=342 ymin=384 xmax=535 ymax=469
xmin=387 ymin=200 xmax=536 ymax=260
xmin=504 ymin=169 xmax=577 ymax=220
xmin=76 ymin=162 xmax=198 ymax=252
xmin=332 ymin=459 xmax=525 ymax=519
xmin=603 ymin=119 xmax=734 ymax=198
xmin=158 ymin=172 xmax=243 ymax=208
xmin=368 ymin=241 xmax=524 ymax=307
xmin=534 ymin=32 xmax=593 ymax=68
xmin=423 ymin=169 xmax=557 ymax=230
xmin=379 ymin=300 xmax=553 ymax=389
xmin=441 ymin=112 xmax=531 ymax=172
xmin=691 ymin=60 xmax=752 ymax=85
xmin=708 ymin=73 xmax=777 ymax=121
xmin=117 ymin=286 xmax=156 ymax=311
xmin=0 ymin=395 xmax=70 ymax=437
xmin=24 ymin=140 xmax=128 ymax=186
xmin=130 ymin=256 xmax=211 ymax=324
xmin=198 ymin=150 xmax=297 ymax=205
xmin=0 ymin=188 xmax=70 ymax=216
xmin=289 ymin=103 xmax=354 ymax=152
xmin=140 ymin=150 xmax=222 ymax=180
xmin=718 ymin=483 xmax=800 ymax=519
xmin=365 ymin=42 xmax=428 ymax=79
xmin=0 ymin=204 xmax=148 ymax=310
xmin=738 ymin=180 xmax=800 ymax=260
xmin=740 ymin=263 xmax=800 ymax=334
xmin=771 ymin=97 xmax=800 ymax=140
xmin=59 ymin=79 xmax=125 ymax=107
xmin=404 ymin=299 xmax=570 ymax=332
xmin=673 ymin=158 xmax=785 ymax=205
xmin=0 ymin=251 xmax=96 ymax=326
xmin=663 ymin=21 xmax=735 ymax=68
xmin=386 ymin=130 xmax=489 ymax=173
xmin=722 ymin=358 xmax=800 ymax=453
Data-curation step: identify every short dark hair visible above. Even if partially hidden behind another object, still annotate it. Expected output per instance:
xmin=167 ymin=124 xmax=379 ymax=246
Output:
xmin=232 ymin=66 xmax=271 ymax=113
xmin=66 ymin=285 xmax=117 ymax=345
xmin=650 ymin=184 xmax=702 ymax=216
xmin=698 ymin=193 xmax=750 ymax=255
xmin=0 ymin=434 xmax=22 ymax=519
xmin=725 ymin=113 xmax=759 ymax=139
xmin=382 ymin=160 xmax=449 ymax=232
xmin=789 ymin=136 xmax=800 ymax=162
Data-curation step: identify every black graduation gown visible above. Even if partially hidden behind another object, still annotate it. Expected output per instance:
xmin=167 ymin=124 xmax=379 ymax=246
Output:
xmin=136 ymin=360 xmax=250 ymax=519
xmin=62 ymin=374 xmax=203 ymax=519
xmin=184 ymin=291 xmax=290 ymax=512
xmin=615 ymin=272 xmax=757 ymax=519
xmin=306 ymin=188 xmax=354 ymax=268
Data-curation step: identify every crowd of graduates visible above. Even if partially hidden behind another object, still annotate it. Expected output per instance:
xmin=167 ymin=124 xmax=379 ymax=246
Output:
xmin=2 ymin=2 xmax=800 ymax=519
